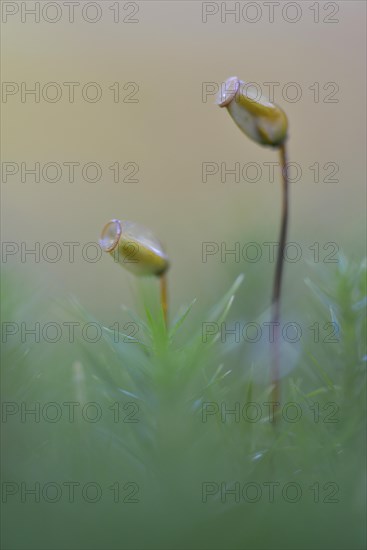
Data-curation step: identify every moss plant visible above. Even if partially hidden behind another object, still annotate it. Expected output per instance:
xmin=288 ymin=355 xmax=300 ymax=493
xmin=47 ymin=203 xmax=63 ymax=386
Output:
xmin=99 ymin=219 xmax=170 ymax=325
xmin=217 ymin=76 xmax=290 ymax=407
xmin=1 ymin=85 xmax=365 ymax=550
xmin=1 ymin=256 xmax=366 ymax=549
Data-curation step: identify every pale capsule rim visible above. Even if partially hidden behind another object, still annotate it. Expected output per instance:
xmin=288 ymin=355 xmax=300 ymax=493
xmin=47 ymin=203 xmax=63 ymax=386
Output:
xmin=99 ymin=219 xmax=122 ymax=253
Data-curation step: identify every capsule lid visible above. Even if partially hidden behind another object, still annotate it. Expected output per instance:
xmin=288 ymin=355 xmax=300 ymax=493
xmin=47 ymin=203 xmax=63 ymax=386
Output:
xmin=99 ymin=219 xmax=122 ymax=252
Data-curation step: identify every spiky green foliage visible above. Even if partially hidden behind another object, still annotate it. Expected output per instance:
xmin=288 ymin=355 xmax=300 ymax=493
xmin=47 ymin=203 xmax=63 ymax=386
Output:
xmin=1 ymin=258 xmax=366 ymax=550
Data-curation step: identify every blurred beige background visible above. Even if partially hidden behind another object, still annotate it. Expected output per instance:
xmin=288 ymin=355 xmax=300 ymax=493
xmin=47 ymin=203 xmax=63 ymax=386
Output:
xmin=1 ymin=1 xmax=366 ymax=321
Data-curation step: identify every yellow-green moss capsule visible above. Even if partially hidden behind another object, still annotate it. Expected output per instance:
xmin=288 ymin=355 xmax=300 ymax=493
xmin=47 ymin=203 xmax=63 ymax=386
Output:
xmin=100 ymin=219 xmax=169 ymax=276
xmin=217 ymin=76 xmax=288 ymax=147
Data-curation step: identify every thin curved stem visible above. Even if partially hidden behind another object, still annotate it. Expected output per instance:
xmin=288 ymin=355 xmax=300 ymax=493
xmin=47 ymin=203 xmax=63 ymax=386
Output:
xmin=160 ymin=273 xmax=168 ymax=327
xmin=270 ymin=142 xmax=289 ymax=413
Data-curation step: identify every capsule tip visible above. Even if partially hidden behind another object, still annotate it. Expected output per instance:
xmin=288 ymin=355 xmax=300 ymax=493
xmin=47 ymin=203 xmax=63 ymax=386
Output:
xmin=99 ymin=219 xmax=122 ymax=252
xmin=216 ymin=76 xmax=240 ymax=107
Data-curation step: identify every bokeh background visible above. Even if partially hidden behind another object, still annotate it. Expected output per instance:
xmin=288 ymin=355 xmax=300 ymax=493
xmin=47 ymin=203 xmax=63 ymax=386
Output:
xmin=2 ymin=0 xmax=366 ymax=322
